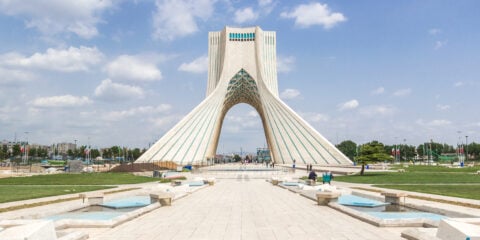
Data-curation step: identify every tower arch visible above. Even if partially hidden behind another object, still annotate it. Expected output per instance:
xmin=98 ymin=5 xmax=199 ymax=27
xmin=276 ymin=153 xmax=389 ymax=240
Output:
xmin=136 ymin=26 xmax=352 ymax=165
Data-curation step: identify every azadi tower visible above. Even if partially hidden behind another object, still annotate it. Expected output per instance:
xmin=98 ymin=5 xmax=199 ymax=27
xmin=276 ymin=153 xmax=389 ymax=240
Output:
xmin=136 ymin=26 xmax=352 ymax=166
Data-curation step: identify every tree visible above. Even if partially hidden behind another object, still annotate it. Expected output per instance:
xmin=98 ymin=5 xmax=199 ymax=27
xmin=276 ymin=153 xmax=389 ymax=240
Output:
xmin=336 ymin=140 xmax=357 ymax=161
xmin=357 ymin=141 xmax=392 ymax=175
xmin=12 ymin=144 xmax=21 ymax=157
xmin=233 ymin=154 xmax=241 ymax=162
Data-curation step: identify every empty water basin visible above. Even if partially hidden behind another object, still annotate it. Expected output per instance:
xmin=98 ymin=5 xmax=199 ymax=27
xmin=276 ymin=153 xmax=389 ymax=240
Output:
xmin=188 ymin=181 xmax=204 ymax=187
xmin=339 ymin=195 xmax=388 ymax=207
xmin=339 ymin=195 xmax=454 ymax=221
xmin=100 ymin=196 xmax=150 ymax=209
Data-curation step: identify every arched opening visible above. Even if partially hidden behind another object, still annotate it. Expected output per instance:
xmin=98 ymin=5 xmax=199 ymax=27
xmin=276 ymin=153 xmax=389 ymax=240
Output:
xmin=216 ymin=103 xmax=267 ymax=162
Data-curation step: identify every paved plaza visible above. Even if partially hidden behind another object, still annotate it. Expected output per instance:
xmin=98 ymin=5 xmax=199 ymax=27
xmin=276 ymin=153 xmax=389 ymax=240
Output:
xmin=82 ymin=177 xmax=404 ymax=240
xmin=1 ymin=165 xmax=479 ymax=239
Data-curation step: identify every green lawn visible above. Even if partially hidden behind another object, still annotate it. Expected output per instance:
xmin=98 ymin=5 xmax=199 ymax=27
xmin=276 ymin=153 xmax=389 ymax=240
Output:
xmin=0 ymin=173 xmax=157 ymax=204
xmin=0 ymin=185 xmax=114 ymax=203
xmin=376 ymin=184 xmax=480 ymax=200
xmin=0 ymin=173 xmax=158 ymax=185
xmin=333 ymin=167 xmax=480 ymax=200
xmin=391 ymin=165 xmax=480 ymax=173
xmin=334 ymin=171 xmax=480 ymax=184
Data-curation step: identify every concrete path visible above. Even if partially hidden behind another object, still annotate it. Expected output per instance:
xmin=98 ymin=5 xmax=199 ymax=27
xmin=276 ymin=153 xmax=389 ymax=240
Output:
xmin=87 ymin=178 xmax=404 ymax=240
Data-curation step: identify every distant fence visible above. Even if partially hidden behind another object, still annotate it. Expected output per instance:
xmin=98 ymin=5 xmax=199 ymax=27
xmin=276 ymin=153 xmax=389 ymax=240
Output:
xmin=109 ymin=161 xmax=178 ymax=172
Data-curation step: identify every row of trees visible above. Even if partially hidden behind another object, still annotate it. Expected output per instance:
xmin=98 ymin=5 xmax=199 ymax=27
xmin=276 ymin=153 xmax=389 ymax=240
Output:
xmin=0 ymin=144 xmax=147 ymax=162
xmin=336 ymin=140 xmax=480 ymax=175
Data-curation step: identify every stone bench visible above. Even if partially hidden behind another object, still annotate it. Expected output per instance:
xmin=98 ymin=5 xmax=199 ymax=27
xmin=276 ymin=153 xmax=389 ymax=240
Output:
xmin=206 ymin=178 xmax=215 ymax=186
xmin=476 ymin=170 xmax=480 ymax=175
xmin=79 ymin=192 xmax=104 ymax=205
xmin=381 ymin=192 xmax=407 ymax=205
xmin=316 ymin=191 xmax=341 ymax=205
xmin=306 ymin=179 xmax=316 ymax=186
xmin=150 ymin=192 xmax=175 ymax=206
xmin=397 ymin=169 xmax=405 ymax=172
xmin=271 ymin=179 xmax=279 ymax=185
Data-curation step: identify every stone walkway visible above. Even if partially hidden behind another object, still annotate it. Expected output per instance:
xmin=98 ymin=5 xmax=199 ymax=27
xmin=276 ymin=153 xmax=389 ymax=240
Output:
xmin=86 ymin=178 xmax=404 ymax=240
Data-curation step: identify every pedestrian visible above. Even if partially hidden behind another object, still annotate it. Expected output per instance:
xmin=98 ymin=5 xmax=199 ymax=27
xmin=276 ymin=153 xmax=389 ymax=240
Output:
xmin=308 ymin=169 xmax=317 ymax=185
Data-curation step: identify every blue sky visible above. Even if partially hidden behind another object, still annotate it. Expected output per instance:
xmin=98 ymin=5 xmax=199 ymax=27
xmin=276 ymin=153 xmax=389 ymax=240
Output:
xmin=0 ymin=0 xmax=479 ymax=153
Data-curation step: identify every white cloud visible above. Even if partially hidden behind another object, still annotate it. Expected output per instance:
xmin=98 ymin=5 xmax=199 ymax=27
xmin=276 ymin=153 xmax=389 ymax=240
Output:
xmin=371 ymin=87 xmax=385 ymax=95
xmin=434 ymin=40 xmax=448 ymax=50
xmin=277 ymin=55 xmax=295 ymax=73
xmin=258 ymin=0 xmax=275 ymax=14
xmin=436 ymin=104 xmax=450 ymax=111
xmin=106 ymin=55 xmax=162 ymax=82
xmin=224 ymin=113 xmax=261 ymax=133
xmin=0 ymin=46 xmax=103 ymax=72
xmin=103 ymin=104 xmax=172 ymax=121
xmin=428 ymin=28 xmax=442 ymax=35
xmin=338 ymin=99 xmax=359 ymax=111
xmin=247 ymin=110 xmax=258 ymax=117
xmin=359 ymin=105 xmax=395 ymax=117
xmin=258 ymin=0 xmax=272 ymax=7
xmin=149 ymin=115 xmax=181 ymax=129
xmin=454 ymin=81 xmax=464 ymax=87
xmin=31 ymin=95 xmax=92 ymax=108
xmin=393 ymin=88 xmax=411 ymax=97
xmin=94 ymin=79 xmax=145 ymax=101
xmin=416 ymin=119 xmax=451 ymax=127
xmin=299 ymin=112 xmax=329 ymax=123
xmin=234 ymin=7 xmax=258 ymax=24
xmin=280 ymin=2 xmax=346 ymax=29
xmin=178 ymin=55 xmax=208 ymax=73
xmin=280 ymin=89 xmax=300 ymax=100
xmin=0 ymin=0 xmax=114 ymax=39
xmin=152 ymin=0 xmax=215 ymax=41
xmin=0 ymin=67 xmax=35 ymax=85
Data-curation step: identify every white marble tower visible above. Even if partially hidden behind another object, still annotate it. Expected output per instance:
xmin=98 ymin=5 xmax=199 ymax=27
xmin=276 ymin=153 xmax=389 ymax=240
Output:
xmin=135 ymin=26 xmax=352 ymax=165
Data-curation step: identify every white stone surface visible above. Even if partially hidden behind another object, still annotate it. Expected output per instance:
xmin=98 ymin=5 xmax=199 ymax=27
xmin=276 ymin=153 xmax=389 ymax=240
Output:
xmin=84 ymin=179 xmax=403 ymax=240
xmin=0 ymin=220 xmax=57 ymax=240
xmin=437 ymin=218 xmax=480 ymax=240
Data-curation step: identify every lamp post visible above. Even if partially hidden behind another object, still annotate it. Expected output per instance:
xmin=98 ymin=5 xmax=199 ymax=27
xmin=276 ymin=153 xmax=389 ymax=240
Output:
xmin=403 ymin=139 xmax=406 ymax=163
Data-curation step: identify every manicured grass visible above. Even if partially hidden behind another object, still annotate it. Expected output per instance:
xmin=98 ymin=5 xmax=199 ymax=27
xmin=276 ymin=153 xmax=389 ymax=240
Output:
xmin=334 ymin=172 xmax=480 ymax=184
xmin=376 ymin=184 xmax=480 ymax=200
xmin=333 ymin=166 xmax=480 ymax=200
xmin=0 ymin=185 xmax=113 ymax=203
xmin=0 ymin=173 xmax=158 ymax=185
xmin=392 ymin=165 xmax=480 ymax=173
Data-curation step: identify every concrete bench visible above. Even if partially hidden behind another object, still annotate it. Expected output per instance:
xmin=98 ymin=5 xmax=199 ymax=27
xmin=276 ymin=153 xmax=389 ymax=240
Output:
xmin=271 ymin=179 xmax=279 ymax=185
xmin=79 ymin=192 xmax=104 ymax=205
xmin=397 ymin=168 xmax=405 ymax=172
xmin=171 ymin=180 xmax=182 ymax=186
xmin=306 ymin=179 xmax=316 ymax=186
xmin=150 ymin=192 xmax=175 ymax=206
xmin=316 ymin=191 xmax=341 ymax=205
xmin=206 ymin=178 xmax=215 ymax=186
xmin=476 ymin=170 xmax=480 ymax=175
xmin=381 ymin=192 xmax=407 ymax=205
